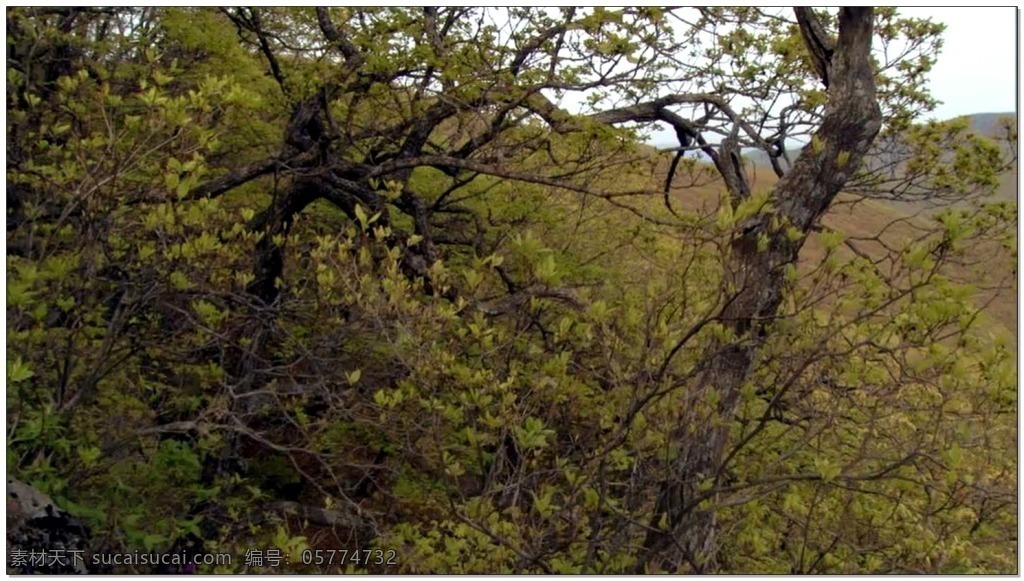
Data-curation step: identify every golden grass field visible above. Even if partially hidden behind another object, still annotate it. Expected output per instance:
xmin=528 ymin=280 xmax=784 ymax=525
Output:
xmin=653 ymin=151 xmax=1018 ymax=346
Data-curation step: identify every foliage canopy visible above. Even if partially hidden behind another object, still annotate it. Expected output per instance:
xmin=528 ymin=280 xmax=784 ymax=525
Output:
xmin=6 ymin=6 xmax=1017 ymax=573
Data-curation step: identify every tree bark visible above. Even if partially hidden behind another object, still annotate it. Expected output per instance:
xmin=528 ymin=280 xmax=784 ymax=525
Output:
xmin=640 ymin=7 xmax=883 ymax=572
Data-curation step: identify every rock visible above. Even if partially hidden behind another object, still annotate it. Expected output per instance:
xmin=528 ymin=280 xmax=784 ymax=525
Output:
xmin=7 ymin=477 xmax=91 ymax=574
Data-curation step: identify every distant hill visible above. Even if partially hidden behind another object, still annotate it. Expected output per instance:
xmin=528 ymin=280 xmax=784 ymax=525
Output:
xmin=742 ymin=112 xmax=1018 ymax=169
xmin=959 ymin=111 xmax=1016 ymax=137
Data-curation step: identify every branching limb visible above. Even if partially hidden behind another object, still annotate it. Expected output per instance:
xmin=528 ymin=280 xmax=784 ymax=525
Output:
xmin=223 ymin=8 xmax=290 ymax=96
xmin=794 ymin=7 xmax=835 ymax=88
xmin=315 ymin=7 xmax=361 ymax=63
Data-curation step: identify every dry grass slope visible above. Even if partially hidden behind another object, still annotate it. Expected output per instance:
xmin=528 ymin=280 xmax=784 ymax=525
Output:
xmin=654 ymin=150 xmax=1017 ymax=344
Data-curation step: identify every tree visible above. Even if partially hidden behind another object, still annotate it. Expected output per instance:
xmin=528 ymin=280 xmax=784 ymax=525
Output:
xmin=6 ymin=7 xmax=1016 ymax=573
xmin=639 ymin=8 xmax=883 ymax=571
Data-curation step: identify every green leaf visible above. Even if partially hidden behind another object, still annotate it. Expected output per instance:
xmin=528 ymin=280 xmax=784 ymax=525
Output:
xmin=78 ymin=446 xmax=102 ymax=467
xmin=8 ymin=357 xmax=34 ymax=383
xmin=354 ymin=204 xmax=368 ymax=230
xmin=814 ymin=457 xmax=841 ymax=482
xmin=142 ymin=533 xmax=166 ymax=551
xmin=514 ymin=416 xmax=553 ymax=450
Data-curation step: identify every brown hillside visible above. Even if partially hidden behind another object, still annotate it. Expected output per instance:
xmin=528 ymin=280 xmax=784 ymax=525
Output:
xmin=656 ymin=151 xmax=1017 ymax=341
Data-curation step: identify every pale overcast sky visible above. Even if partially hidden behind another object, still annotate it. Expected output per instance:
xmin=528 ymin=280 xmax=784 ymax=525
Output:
xmin=898 ymin=7 xmax=1018 ymax=120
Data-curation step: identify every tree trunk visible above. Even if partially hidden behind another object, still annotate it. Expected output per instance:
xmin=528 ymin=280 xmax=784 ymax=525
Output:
xmin=641 ymin=7 xmax=883 ymax=572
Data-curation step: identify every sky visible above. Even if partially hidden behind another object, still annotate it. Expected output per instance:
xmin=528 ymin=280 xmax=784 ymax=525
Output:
xmin=898 ymin=7 xmax=1018 ymax=120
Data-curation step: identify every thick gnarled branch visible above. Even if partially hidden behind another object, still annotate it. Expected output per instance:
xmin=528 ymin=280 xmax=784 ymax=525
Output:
xmin=794 ymin=7 xmax=835 ymax=88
